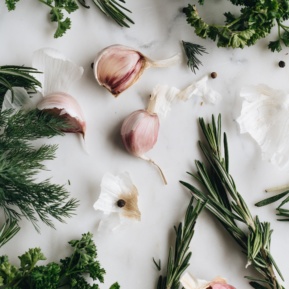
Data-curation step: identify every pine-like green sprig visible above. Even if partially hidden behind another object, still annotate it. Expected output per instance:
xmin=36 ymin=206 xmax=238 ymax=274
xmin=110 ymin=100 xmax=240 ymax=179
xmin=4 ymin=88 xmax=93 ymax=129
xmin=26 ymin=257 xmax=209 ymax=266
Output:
xmin=180 ymin=115 xmax=284 ymax=289
xmin=0 ymin=110 xmax=79 ymax=241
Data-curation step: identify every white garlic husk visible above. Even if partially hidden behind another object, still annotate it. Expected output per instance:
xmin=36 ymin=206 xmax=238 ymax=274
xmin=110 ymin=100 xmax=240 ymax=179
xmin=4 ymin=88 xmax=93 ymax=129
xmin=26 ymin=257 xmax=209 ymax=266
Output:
xmin=93 ymin=172 xmax=141 ymax=231
xmin=93 ymin=44 xmax=181 ymax=96
xmin=237 ymin=84 xmax=289 ymax=168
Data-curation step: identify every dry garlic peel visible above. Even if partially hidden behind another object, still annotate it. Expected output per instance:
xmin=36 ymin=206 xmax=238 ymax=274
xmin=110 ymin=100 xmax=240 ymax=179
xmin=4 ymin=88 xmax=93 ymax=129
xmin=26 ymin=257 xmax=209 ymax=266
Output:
xmin=93 ymin=172 xmax=141 ymax=222
xmin=37 ymin=92 xmax=86 ymax=136
xmin=32 ymin=48 xmax=84 ymax=96
xmin=237 ymin=84 xmax=289 ymax=168
xmin=93 ymin=44 xmax=181 ymax=96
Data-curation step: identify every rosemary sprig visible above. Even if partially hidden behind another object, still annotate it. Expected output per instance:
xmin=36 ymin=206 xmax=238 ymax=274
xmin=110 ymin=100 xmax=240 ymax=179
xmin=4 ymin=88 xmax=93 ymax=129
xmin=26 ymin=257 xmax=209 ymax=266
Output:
xmin=154 ymin=197 xmax=205 ymax=289
xmin=180 ymin=115 xmax=284 ymax=289
xmin=0 ymin=219 xmax=20 ymax=248
xmin=91 ymin=0 xmax=134 ymax=28
xmin=0 ymin=65 xmax=41 ymax=107
xmin=182 ymin=41 xmax=207 ymax=73
xmin=256 ymin=189 xmax=289 ymax=221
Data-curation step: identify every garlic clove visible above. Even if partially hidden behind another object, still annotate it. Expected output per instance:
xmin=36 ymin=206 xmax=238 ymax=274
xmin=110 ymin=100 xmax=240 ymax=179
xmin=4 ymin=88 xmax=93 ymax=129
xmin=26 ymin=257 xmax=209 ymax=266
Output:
xmin=93 ymin=44 xmax=180 ymax=96
xmin=180 ymin=272 xmax=236 ymax=289
xmin=37 ymin=92 xmax=86 ymax=136
xmin=121 ymin=109 xmax=167 ymax=184
xmin=121 ymin=109 xmax=159 ymax=156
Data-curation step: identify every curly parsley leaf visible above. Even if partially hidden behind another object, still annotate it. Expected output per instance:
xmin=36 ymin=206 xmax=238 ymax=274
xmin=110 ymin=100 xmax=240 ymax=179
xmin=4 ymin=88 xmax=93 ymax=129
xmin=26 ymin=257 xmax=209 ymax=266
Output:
xmin=184 ymin=0 xmax=289 ymax=52
xmin=0 ymin=232 xmax=119 ymax=289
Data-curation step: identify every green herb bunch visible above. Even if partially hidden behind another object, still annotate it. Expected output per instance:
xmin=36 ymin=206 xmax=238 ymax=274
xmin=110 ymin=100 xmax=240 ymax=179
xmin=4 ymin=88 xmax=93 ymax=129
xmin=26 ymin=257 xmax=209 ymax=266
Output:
xmin=183 ymin=0 xmax=289 ymax=52
xmin=181 ymin=115 xmax=284 ymax=289
xmin=0 ymin=109 xmax=79 ymax=246
xmin=5 ymin=0 xmax=134 ymax=38
xmin=0 ymin=232 xmax=120 ymax=289
xmin=154 ymin=197 xmax=205 ymax=289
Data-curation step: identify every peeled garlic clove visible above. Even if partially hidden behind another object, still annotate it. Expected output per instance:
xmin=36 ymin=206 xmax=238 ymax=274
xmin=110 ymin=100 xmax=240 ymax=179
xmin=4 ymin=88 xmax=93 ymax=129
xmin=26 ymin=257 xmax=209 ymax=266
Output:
xmin=93 ymin=44 xmax=180 ymax=96
xmin=121 ymin=109 xmax=159 ymax=156
xmin=37 ymin=92 xmax=86 ymax=136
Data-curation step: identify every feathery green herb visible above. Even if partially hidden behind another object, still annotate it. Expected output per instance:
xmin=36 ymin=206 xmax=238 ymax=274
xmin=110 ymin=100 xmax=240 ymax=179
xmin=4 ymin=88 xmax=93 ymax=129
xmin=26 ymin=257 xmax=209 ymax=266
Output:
xmin=182 ymin=41 xmax=207 ymax=73
xmin=5 ymin=0 xmax=133 ymax=38
xmin=256 ymin=188 xmax=289 ymax=221
xmin=0 ymin=109 xmax=78 ymax=245
xmin=0 ymin=232 xmax=120 ymax=289
xmin=154 ymin=197 xmax=205 ymax=289
xmin=0 ymin=65 xmax=41 ymax=107
xmin=180 ymin=115 xmax=284 ymax=289
xmin=183 ymin=0 xmax=289 ymax=52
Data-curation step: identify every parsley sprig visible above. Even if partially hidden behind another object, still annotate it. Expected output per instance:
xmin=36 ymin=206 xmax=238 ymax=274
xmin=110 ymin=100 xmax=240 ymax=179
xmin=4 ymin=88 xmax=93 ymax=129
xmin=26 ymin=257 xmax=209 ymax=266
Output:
xmin=154 ymin=197 xmax=205 ymax=289
xmin=5 ymin=0 xmax=134 ymax=38
xmin=0 ymin=232 xmax=120 ymax=289
xmin=183 ymin=0 xmax=289 ymax=52
xmin=181 ymin=115 xmax=284 ymax=289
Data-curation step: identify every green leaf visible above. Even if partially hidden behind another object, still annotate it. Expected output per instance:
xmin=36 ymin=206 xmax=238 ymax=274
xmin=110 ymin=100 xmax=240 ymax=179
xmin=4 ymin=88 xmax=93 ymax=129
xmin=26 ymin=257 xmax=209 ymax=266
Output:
xmin=5 ymin=0 xmax=20 ymax=10
xmin=268 ymin=40 xmax=282 ymax=52
xmin=110 ymin=282 xmax=120 ymax=289
xmin=281 ymin=30 xmax=289 ymax=46
xmin=18 ymin=248 xmax=46 ymax=270
xmin=255 ymin=191 xmax=289 ymax=207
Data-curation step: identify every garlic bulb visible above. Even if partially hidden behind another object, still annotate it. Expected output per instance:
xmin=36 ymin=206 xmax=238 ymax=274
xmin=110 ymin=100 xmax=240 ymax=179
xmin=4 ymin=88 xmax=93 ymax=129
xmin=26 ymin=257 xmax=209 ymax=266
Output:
xmin=37 ymin=92 xmax=86 ymax=136
xmin=93 ymin=44 xmax=181 ymax=96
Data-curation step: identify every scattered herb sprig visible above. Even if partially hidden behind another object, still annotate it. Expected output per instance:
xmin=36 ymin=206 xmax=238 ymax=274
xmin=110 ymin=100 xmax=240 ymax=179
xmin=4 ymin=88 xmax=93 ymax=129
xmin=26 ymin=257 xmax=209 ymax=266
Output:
xmin=5 ymin=0 xmax=134 ymax=38
xmin=182 ymin=41 xmax=208 ymax=73
xmin=256 ymin=188 xmax=289 ymax=221
xmin=0 ymin=65 xmax=41 ymax=107
xmin=180 ymin=115 xmax=284 ymax=289
xmin=183 ymin=0 xmax=289 ymax=52
xmin=0 ymin=109 xmax=79 ymax=241
xmin=0 ymin=232 xmax=120 ymax=289
xmin=154 ymin=197 xmax=205 ymax=289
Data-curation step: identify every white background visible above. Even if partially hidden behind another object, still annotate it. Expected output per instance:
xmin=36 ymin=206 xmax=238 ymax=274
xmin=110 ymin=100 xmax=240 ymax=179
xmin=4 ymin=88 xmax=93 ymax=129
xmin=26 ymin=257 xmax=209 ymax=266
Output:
xmin=1 ymin=0 xmax=289 ymax=288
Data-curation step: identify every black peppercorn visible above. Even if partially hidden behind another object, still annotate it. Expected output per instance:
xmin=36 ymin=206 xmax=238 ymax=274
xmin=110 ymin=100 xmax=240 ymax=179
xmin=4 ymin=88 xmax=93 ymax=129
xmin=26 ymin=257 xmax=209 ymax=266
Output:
xmin=117 ymin=199 xmax=126 ymax=208
xmin=91 ymin=62 xmax=94 ymax=69
xmin=279 ymin=61 xmax=286 ymax=68
xmin=210 ymin=72 xmax=217 ymax=79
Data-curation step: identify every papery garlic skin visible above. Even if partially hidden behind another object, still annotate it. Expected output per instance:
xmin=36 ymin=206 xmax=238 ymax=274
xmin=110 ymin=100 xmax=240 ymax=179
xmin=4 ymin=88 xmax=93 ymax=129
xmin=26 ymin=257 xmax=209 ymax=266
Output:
xmin=121 ymin=109 xmax=159 ymax=157
xmin=237 ymin=84 xmax=289 ymax=168
xmin=94 ymin=44 xmax=180 ymax=96
xmin=37 ymin=92 xmax=86 ymax=136
xmin=93 ymin=172 xmax=141 ymax=221
xmin=33 ymin=48 xmax=84 ymax=97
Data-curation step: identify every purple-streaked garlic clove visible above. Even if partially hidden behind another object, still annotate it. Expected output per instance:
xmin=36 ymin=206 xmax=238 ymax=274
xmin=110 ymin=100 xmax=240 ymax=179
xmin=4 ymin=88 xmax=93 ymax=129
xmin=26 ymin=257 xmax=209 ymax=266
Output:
xmin=121 ymin=109 xmax=159 ymax=157
xmin=121 ymin=109 xmax=167 ymax=184
xmin=37 ymin=92 xmax=86 ymax=137
xmin=93 ymin=44 xmax=181 ymax=96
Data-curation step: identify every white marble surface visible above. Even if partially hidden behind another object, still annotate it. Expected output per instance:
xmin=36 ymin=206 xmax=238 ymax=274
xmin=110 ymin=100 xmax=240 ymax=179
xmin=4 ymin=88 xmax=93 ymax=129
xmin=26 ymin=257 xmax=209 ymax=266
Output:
xmin=1 ymin=0 xmax=289 ymax=288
